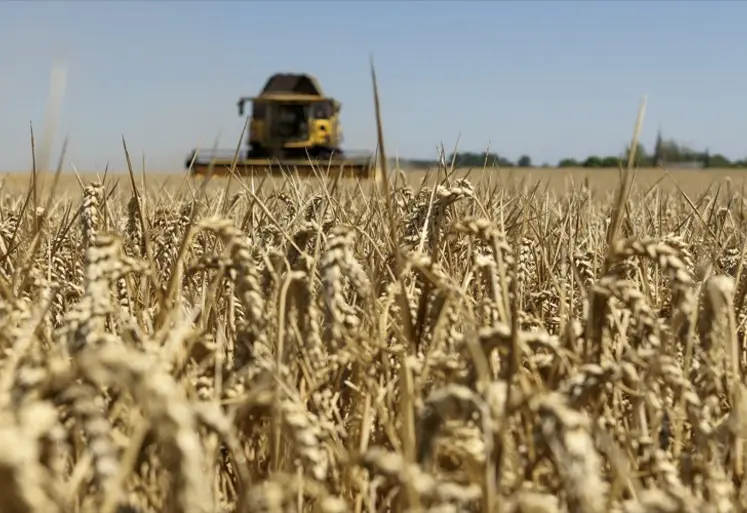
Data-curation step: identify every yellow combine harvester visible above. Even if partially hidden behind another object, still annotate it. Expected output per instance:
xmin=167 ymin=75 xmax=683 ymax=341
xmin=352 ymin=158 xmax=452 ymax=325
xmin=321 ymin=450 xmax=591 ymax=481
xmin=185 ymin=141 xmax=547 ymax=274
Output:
xmin=186 ymin=73 xmax=376 ymax=179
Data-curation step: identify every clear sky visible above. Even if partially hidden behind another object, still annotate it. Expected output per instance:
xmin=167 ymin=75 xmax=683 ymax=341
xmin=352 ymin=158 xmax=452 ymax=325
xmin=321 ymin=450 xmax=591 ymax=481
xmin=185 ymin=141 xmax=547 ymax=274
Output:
xmin=1 ymin=0 xmax=746 ymax=172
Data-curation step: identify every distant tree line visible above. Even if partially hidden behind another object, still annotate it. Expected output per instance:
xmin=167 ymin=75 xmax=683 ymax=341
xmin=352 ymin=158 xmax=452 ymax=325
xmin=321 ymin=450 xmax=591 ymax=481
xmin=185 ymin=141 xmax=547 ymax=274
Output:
xmin=401 ymin=131 xmax=747 ymax=170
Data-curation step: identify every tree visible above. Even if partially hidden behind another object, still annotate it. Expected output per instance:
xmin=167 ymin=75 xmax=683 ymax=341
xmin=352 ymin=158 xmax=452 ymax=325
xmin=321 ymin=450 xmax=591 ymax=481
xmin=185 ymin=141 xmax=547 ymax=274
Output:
xmin=702 ymin=148 xmax=711 ymax=168
xmin=583 ymin=156 xmax=603 ymax=168
xmin=558 ymin=158 xmax=580 ymax=168
xmin=517 ymin=154 xmax=532 ymax=167
xmin=655 ymin=138 xmax=699 ymax=164
xmin=706 ymin=153 xmax=731 ymax=168
xmin=447 ymin=151 xmax=514 ymax=168
xmin=601 ymin=156 xmax=621 ymax=168
xmin=623 ymin=142 xmax=650 ymax=167
xmin=652 ymin=129 xmax=664 ymax=166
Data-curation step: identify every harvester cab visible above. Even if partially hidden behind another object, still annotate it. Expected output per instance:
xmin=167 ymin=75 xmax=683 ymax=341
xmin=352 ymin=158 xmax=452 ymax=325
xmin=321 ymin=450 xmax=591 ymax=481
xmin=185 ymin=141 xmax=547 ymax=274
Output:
xmin=186 ymin=73 xmax=374 ymax=179
xmin=240 ymin=90 xmax=341 ymax=160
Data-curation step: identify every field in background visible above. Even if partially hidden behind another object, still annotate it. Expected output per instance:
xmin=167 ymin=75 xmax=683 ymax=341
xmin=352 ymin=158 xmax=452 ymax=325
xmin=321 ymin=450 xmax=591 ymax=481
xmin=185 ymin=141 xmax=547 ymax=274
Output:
xmin=2 ymin=155 xmax=747 ymax=511
xmin=0 ymin=166 xmax=744 ymax=198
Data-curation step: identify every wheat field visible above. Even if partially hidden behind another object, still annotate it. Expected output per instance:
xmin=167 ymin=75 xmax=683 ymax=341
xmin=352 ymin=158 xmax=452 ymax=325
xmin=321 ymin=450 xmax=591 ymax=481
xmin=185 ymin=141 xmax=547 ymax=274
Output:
xmin=1 ymin=165 xmax=744 ymax=196
xmin=0 ymin=161 xmax=746 ymax=513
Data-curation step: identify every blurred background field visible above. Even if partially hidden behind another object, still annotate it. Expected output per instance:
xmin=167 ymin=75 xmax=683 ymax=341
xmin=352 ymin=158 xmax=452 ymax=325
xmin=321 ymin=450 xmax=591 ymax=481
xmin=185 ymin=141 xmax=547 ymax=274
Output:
xmin=0 ymin=166 xmax=743 ymax=199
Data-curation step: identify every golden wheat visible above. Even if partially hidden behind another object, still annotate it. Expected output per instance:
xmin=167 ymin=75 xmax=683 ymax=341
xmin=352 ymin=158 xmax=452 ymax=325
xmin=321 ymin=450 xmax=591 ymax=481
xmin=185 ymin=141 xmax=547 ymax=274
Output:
xmin=1 ymin=168 xmax=747 ymax=513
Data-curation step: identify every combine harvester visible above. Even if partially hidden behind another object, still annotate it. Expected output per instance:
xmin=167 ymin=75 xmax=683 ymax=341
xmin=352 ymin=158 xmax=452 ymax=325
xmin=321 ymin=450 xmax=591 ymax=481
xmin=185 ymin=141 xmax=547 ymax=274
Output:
xmin=186 ymin=73 xmax=376 ymax=179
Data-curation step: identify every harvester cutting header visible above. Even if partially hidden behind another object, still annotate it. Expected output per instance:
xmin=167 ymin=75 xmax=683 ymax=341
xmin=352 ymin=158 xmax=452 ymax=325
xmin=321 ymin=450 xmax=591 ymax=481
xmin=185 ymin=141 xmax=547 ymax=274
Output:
xmin=186 ymin=73 xmax=375 ymax=179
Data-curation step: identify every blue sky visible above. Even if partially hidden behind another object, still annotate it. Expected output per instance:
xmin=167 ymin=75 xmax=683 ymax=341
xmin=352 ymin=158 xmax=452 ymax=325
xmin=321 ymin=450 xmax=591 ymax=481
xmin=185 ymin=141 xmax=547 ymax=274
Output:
xmin=1 ymin=1 xmax=746 ymax=172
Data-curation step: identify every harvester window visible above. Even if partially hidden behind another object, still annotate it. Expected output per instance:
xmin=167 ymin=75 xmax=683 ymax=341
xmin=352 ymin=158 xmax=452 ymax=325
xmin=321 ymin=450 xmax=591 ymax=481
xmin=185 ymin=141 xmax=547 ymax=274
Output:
xmin=313 ymin=101 xmax=333 ymax=120
xmin=252 ymin=103 xmax=266 ymax=119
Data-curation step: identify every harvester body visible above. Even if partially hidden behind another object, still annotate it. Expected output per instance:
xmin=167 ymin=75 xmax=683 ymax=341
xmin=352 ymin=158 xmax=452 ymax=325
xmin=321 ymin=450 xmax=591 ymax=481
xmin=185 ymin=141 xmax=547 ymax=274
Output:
xmin=187 ymin=73 xmax=374 ymax=178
